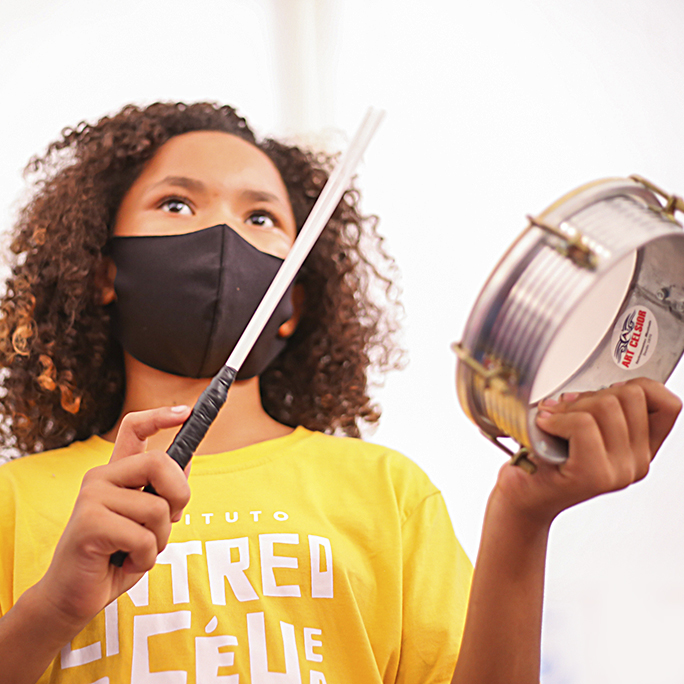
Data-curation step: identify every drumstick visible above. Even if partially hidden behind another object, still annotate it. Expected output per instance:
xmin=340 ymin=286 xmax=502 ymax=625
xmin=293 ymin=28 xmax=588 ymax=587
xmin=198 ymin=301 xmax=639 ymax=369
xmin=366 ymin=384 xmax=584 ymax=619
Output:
xmin=110 ymin=108 xmax=384 ymax=566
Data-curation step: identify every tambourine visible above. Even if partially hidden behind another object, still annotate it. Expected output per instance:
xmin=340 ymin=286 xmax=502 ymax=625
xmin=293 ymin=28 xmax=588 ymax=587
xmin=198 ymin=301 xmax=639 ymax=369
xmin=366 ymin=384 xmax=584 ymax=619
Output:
xmin=454 ymin=176 xmax=684 ymax=469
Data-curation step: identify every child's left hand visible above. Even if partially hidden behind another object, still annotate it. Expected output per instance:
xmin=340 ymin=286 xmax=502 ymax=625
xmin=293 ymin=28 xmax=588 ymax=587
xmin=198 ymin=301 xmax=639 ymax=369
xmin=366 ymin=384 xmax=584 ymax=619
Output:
xmin=453 ymin=378 xmax=680 ymax=684
xmin=494 ymin=378 xmax=682 ymax=525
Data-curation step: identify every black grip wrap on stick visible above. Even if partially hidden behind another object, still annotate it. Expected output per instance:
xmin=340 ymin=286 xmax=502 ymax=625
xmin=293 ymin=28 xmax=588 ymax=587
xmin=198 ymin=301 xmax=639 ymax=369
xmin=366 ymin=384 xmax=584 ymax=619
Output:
xmin=166 ymin=365 xmax=237 ymax=470
xmin=110 ymin=365 xmax=237 ymax=567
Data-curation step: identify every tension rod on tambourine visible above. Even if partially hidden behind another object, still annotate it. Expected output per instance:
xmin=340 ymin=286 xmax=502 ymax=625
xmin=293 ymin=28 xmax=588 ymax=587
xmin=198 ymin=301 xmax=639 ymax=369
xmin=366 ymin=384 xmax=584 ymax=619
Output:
xmin=526 ymin=215 xmax=598 ymax=270
xmin=630 ymin=175 xmax=684 ymax=219
xmin=450 ymin=342 xmax=517 ymax=395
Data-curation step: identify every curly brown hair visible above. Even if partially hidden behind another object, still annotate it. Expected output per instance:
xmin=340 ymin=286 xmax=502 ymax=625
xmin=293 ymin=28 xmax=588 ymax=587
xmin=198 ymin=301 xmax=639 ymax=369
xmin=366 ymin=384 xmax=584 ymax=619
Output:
xmin=0 ymin=102 xmax=402 ymax=455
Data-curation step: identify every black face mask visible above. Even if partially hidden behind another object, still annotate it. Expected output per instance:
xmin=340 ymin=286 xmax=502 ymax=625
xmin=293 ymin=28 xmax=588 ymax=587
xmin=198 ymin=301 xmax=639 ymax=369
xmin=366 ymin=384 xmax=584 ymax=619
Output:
xmin=109 ymin=224 xmax=294 ymax=380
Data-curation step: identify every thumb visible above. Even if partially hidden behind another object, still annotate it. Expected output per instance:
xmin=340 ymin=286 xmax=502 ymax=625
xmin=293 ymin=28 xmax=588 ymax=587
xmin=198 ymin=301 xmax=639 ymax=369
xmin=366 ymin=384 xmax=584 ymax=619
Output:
xmin=109 ymin=405 xmax=192 ymax=462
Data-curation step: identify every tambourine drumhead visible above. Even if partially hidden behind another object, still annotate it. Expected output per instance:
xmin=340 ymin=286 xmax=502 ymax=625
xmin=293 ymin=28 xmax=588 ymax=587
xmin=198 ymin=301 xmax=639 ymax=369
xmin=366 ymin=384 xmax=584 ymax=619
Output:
xmin=456 ymin=177 xmax=684 ymax=464
xmin=530 ymin=251 xmax=637 ymax=404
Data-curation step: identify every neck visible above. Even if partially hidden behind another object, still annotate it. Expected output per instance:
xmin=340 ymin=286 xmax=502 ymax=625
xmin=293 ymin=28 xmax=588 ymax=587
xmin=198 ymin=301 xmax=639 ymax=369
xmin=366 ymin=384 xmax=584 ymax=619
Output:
xmin=102 ymin=353 xmax=294 ymax=454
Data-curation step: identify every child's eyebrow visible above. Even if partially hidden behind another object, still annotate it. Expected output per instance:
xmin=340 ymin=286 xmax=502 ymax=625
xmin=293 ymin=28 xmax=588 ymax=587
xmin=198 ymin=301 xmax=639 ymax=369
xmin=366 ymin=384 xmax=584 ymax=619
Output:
xmin=149 ymin=176 xmax=207 ymax=194
xmin=240 ymin=189 xmax=285 ymax=206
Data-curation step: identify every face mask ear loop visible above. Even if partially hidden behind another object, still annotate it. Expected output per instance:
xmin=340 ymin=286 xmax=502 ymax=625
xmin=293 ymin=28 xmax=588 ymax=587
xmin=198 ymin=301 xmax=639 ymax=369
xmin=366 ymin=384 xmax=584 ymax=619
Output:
xmin=110 ymin=107 xmax=385 ymax=567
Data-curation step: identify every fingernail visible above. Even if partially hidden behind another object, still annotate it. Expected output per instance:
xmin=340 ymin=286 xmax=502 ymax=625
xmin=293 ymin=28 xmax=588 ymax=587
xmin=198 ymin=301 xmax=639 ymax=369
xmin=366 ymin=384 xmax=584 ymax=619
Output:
xmin=537 ymin=410 xmax=552 ymax=420
xmin=540 ymin=397 xmax=559 ymax=407
xmin=611 ymin=381 xmax=626 ymax=387
xmin=561 ymin=392 xmax=580 ymax=403
xmin=171 ymin=405 xmax=190 ymax=413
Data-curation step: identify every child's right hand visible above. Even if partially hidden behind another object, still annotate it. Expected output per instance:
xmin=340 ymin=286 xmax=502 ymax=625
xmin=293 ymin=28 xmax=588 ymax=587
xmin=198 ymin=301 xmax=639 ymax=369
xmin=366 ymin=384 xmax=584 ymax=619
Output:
xmin=32 ymin=406 xmax=192 ymax=631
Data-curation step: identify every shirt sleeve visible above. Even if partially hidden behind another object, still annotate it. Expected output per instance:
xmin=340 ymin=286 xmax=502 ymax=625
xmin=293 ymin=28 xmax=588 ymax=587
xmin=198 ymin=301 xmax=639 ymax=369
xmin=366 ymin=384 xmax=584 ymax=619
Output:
xmin=397 ymin=491 xmax=473 ymax=684
xmin=0 ymin=467 xmax=17 ymax=618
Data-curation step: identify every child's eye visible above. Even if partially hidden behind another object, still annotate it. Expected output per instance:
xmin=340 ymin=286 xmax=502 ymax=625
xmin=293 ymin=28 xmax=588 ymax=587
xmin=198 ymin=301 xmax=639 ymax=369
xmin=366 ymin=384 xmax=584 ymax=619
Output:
xmin=246 ymin=211 xmax=277 ymax=229
xmin=159 ymin=198 xmax=193 ymax=215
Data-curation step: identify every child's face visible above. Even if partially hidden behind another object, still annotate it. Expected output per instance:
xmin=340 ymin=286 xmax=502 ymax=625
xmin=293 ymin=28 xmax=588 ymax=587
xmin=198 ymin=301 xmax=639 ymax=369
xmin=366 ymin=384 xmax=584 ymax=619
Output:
xmin=113 ymin=131 xmax=297 ymax=259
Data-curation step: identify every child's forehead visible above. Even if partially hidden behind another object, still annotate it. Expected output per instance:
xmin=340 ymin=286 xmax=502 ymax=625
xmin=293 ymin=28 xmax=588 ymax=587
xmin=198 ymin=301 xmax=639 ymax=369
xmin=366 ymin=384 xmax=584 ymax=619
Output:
xmin=138 ymin=130 xmax=286 ymax=192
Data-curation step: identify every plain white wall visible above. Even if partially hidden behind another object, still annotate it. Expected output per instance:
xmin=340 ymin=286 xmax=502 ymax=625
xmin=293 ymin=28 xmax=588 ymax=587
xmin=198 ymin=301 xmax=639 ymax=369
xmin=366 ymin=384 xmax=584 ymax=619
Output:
xmin=2 ymin=1 xmax=684 ymax=682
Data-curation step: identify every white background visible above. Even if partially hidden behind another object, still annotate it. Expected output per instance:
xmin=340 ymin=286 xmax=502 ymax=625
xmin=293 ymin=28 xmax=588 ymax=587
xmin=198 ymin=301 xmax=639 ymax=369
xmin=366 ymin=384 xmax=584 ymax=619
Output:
xmin=2 ymin=1 xmax=684 ymax=681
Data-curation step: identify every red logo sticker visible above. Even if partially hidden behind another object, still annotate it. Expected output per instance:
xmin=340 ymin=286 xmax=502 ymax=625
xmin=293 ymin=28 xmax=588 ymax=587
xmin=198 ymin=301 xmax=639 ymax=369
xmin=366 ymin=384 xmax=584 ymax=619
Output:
xmin=611 ymin=305 xmax=658 ymax=370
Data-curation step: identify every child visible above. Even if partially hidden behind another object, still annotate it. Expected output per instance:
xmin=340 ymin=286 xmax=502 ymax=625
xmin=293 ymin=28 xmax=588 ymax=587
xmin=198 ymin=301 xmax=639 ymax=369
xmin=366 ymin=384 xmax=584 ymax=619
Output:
xmin=0 ymin=101 xmax=680 ymax=684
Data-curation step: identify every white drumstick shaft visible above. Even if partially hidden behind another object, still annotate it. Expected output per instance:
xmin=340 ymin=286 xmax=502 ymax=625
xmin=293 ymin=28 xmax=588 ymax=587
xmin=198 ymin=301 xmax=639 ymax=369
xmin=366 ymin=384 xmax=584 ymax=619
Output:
xmin=226 ymin=107 xmax=385 ymax=372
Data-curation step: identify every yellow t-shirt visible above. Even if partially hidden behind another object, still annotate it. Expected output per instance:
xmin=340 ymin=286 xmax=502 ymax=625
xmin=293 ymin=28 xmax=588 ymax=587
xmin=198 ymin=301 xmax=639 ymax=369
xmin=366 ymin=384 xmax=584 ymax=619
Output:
xmin=0 ymin=427 xmax=472 ymax=684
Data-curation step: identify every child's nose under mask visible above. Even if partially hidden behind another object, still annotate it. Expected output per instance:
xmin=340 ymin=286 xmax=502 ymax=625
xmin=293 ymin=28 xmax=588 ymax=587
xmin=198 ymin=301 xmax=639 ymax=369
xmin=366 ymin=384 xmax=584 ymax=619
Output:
xmin=109 ymin=223 xmax=294 ymax=379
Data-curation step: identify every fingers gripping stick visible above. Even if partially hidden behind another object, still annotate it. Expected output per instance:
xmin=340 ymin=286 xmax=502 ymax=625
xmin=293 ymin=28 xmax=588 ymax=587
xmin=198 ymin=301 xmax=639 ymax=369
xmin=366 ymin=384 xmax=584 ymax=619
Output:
xmin=109 ymin=367 xmax=236 ymax=567
xmin=109 ymin=108 xmax=385 ymax=567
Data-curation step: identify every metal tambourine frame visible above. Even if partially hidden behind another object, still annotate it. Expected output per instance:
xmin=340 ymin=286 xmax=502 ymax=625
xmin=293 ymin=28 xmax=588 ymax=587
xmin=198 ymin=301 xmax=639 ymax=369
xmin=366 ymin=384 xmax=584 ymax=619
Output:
xmin=454 ymin=176 xmax=684 ymax=471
